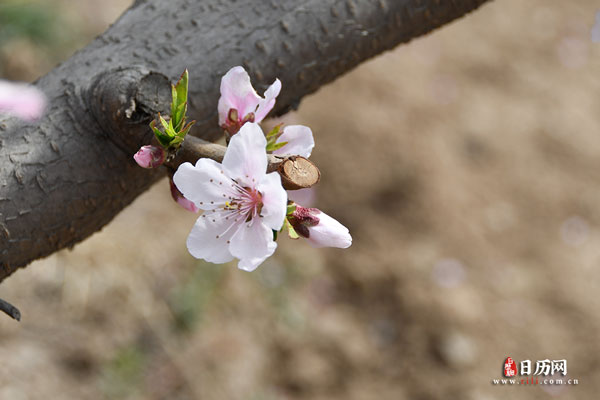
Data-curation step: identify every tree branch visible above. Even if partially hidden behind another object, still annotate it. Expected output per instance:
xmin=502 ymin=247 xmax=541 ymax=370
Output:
xmin=165 ymin=136 xmax=320 ymax=190
xmin=0 ymin=297 xmax=21 ymax=321
xmin=0 ymin=0 xmax=491 ymax=284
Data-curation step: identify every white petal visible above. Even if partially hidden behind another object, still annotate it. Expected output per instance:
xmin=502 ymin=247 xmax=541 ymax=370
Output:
xmin=257 ymin=172 xmax=287 ymax=231
xmin=273 ymin=125 xmax=315 ymax=158
xmin=186 ymin=212 xmax=238 ymax=264
xmin=222 ymin=122 xmax=267 ymax=186
xmin=306 ymin=211 xmax=352 ymax=249
xmin=255 ymin=78 xmax=281 ymax=122
xmin=173 ymin=160 xmax=237 ymax=209
xmin=229 ymin=219 xmax=277 ymax=271
xmin=217 ymin=66 xmax=261 ymax=125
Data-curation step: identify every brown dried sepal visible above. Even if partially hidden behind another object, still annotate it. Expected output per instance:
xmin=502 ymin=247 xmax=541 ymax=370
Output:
xmin=277 ymin=156 xmax=320 ymax=190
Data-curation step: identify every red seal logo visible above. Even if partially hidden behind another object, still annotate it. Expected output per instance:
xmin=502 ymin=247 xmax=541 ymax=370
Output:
xmin=504 ymin=357 xmax=518 ymax=377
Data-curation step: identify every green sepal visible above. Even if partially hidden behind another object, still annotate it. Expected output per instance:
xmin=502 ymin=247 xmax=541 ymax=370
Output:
xmin=273 ymin=229 xmax=278 ymax=241
xmin=286 ymin=204 xmax=297 ymax=216
xmin=282 ymin=218 xmax=299 ymax=239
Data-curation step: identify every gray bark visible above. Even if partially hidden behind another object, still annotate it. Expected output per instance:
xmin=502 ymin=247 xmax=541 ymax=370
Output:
xmin=0 ymin=0 xmax=490 ymax=283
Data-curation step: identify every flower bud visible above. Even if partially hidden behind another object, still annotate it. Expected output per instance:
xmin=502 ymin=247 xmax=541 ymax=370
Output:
xmin=289 ymin=205 xmax=352 ymax=248
xmin=133 ymin=145 xmax=165 ymax=168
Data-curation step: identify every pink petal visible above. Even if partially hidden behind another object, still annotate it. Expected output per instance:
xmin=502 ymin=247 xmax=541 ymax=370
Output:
xmin=257 ymin=172 xmax=287 ymax=231
xmin=229 ymin=218 xmax=277 ymax=271
xmin=306 ymin=210 xmax=352 ymax=249
xmin=187 ymin=213 xmax=237 ymax=264
xmin=173 ymin=160 xmax=238 ymax=209
xmin=0 ymin=80 xmax=46 ymax=121
xmin=273 ymin=125 xmax=314 ymax=158
xmin=217 ymin=66 xmax=261 ymax=125
xmin=254 ymin=78 xmax=281 ymax=122
xmin=222 ymin=122 xmax=267 ymax=186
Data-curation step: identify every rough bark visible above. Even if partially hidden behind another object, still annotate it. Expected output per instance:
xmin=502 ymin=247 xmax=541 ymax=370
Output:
xmin=0 ymin=0 xmax=490 ymax=283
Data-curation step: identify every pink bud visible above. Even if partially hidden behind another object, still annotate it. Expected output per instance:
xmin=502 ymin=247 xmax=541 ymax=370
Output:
xmin=289 ymin=205 xmax=352 ymax=248
xmin=133 ymin=145 xmax=165 ymax=168
xmin=169 ymin=179 xmax=199 ymax=213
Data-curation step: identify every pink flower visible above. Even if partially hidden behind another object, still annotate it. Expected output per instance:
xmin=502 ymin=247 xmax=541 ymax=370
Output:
xmin=174 ymin=122 xmax=287 ymax=271
xmin=218 ymin=66 xmax=281 ymax=135
xmin=272 ymin=125 xmax=314 ymax=158
xmin=288 ymin=205 xmax=352 ymax=248
xmin=0 ymin=80 xmax=46 ymax=121
xmin=169 ymin=179 xmax=199 ymax=213
xmin=133 ymin=145 xmax=165 ymax=168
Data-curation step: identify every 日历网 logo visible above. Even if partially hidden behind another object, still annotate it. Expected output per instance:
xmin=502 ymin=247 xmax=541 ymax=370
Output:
xmin=492 ymin=356 xmax=579 ymax=386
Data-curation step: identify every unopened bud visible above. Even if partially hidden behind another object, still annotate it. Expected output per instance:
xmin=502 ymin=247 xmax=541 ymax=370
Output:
xmin=133 ymin=145 xmax=165 ymax=168
xmin=289 ymin=205 xmax=351 ymax=248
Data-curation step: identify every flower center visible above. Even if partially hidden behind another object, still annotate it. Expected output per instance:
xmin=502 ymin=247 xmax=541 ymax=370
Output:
xmin=224 ymin=185 xmax=264 ymax=221
xmin=241 ymin=187 xmax=263 ymax=218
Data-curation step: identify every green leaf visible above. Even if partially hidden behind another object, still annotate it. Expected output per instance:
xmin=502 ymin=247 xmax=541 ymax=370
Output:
xmin=170 ymin=70 xmax=190 ymax=133
xmin=169 ymin=136 xmax=184 ymax=146
xmin=171 ymin=84 xmax=178 ymax=117
xmin=175 ymin=69 xmax=189 ymax=108
xmin=266 ymin=141 xmax=287 ymax=152
xmin=154 ymin=130 xmax=172 ymax=148
xmin=266 ymin=123 xmax=282 ymax=138
xmin=173 ymin=101 xmax=187 ymax=131
xmin=159 ymin=114 xmax=170 ymax=131
xmin=178 ymin=120 xmax=196 ymax=138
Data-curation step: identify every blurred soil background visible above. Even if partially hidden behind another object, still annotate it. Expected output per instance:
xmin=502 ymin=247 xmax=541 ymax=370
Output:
xmin=1 ymin=0 xmax=600 ymax=399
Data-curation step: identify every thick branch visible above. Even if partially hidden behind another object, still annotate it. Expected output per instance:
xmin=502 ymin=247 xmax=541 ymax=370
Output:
xmin=0 ymin=0 xmax=491 ymax=283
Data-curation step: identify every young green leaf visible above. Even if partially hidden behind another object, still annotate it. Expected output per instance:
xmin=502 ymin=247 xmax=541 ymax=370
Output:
xmin=266 ymin=123 xmax=282 ymax=138
xmin=175 ymin=69 xmax=189 ymax=108
xmin=266 ymin=140 xmax=288 ymax=152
